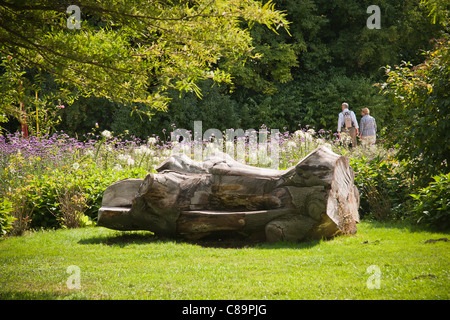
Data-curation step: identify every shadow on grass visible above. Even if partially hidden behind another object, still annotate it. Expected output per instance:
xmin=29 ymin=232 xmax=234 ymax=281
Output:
xmin=181 ymin=231 xmax=322 ymax=249
xmin=78 ymin=230 xmax=160 ymax=247
xmin=78 ymin=229 xmax=322 ymax=249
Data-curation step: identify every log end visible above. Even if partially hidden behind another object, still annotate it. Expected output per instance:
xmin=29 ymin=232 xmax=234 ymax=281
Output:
xmin=98 ymin=206 xmax=134 ymax=230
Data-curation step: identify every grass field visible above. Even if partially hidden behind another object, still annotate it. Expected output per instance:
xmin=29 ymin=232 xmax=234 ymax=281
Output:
xmin=0 ymin=221 xmax=449 ymax=300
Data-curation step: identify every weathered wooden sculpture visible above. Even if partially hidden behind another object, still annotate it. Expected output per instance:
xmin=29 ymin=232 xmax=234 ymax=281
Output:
xmin=98 ymin=146 xmax=359 ymax=242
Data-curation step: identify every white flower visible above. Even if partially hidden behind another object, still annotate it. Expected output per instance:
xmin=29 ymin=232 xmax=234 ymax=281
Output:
xmin=113 ymin=164 xmax=122 ymax=171
xmin=225 ymin=140 xmax=234 ymax=151
xmin=117 ymin=153 xmax=135 ymax=166
xmin=257 ymin=146 xmax=269 ymax=165
xmin=287 ymin=141 xmax=297 ymax=149
xmin=180 ymin=144 xmax=191 ymax=155
xmin=118 ymin=154 xmax=130 ymax=162
xmin=148 ymin=137 xmax=157 ymax=145
xmin=84 ymin=149 xmax=94 ymax=157
xmin=101 ymin=130 xmax=112 ymax=139
xmin=304 ymin=132 xmax=313 ymax=142
xmin=294 ymin=130 xmax=305 ymax=139
xmin=316 ymin=138 xmax=325 ymax=145
xmin=72 ymin=162 xmax=80 ymax=170
xmin=205 ymin=142 xmax=220 ymax=154
xmin=117 ymin=154 xmax=134 ymax=166
xmin=134 ymin=145 xmax=152 ymax=157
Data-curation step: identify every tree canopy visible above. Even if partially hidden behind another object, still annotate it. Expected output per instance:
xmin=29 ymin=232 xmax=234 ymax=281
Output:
xmin=1 ymin=0 xmax=448 ymax=139
xmin=0 ymin=0 xmax=289 ymax=123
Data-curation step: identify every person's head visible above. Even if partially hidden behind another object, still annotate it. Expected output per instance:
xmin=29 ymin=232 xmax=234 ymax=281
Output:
xmin=341 ymin=102 xmax=349 ymax=111
xmin=361 ymin=108 xmax=370 ymax=116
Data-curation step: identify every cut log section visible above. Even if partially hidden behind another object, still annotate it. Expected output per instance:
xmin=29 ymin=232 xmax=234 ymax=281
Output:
xmin=98 ymin=146 xmax=360 ymax=242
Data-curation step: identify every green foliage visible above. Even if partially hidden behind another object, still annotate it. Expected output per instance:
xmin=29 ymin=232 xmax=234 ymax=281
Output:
xmin=235 ymin=82 xmax=305 ymax=130
xmin=111 ymin=80 xmax=241 ymax=136
xmin=0 ymin=57 xmax=26 ymax=126
xmin=420 ymin=0 xmax=450 ymax=26
xmin=222 ymin=0 xmax=305 ymax=94
xmin=0 ymin=198 xmax=14 ymax=236
xmin=27 ymin=165 xmax=146 ymax=230
xmin=409 ymin=172 xmax=450 ymax=230
xmin=0 ymin=0 xmax=290 ymax=119
xmin=234 ymin=73 xmax=388 ymax=132
xmin=291 ymin=0 xmax=443 ymax=75
xmin=0 ymin=56 xmax=75 ymax=134
xmin=349 ymin=148 xmax=411 ymax=221
xmin=58 ymin=96 xmax=119 ymax=137
xmin=297 ymin=73 xmax=388 ymax=130
xmin=382 ymin=38 xmax=450 ymax=182
xmin=4 ymin=0 xmax=446 ymax=138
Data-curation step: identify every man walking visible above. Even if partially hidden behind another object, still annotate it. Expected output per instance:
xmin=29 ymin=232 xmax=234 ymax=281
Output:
xmin=359 ymin=107 xmax=377 ymax=147
xmin=337 ymin=102 xmax=359 ymax=148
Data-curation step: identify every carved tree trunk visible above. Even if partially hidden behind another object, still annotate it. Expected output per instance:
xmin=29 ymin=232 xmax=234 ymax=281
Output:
xmin=98 ymin=146 xmax=359 ymax=242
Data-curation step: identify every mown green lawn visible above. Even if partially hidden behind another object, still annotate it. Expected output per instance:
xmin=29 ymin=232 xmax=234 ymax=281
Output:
xmin=0 ymin=221 xmax=449 ymax=300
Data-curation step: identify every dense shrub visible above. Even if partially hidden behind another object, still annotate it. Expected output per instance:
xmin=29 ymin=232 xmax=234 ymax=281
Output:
xmin=26 ymin=164 xmax=148 ymax=230
xmin=349 ymin=147 xmax=412 ymax=221
xmin=382 ymin=39 xmax=450 ymax=184
xmin=409 ymin=172 xmax=450 ymax=230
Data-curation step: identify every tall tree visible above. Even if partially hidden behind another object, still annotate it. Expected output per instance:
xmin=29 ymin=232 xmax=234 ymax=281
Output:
xmin=0 ymin=0 xmax=289 ymax=129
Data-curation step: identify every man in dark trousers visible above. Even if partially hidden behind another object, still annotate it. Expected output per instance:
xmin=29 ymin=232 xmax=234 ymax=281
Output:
xmin=337 ymin=102 xmax=359 ymax=148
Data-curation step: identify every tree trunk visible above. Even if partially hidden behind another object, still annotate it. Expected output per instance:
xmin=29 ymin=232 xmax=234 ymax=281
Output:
xmin=98 ymin=146 xmax=359 ymax=242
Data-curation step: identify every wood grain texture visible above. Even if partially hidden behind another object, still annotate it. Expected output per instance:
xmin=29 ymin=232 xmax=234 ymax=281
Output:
xmin=98 ymin=146 xmax=360 ymax=242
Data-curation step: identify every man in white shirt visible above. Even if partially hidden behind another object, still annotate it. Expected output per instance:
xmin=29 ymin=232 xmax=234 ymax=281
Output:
xmin=337 ymin=102 xmax=359 ymax=148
